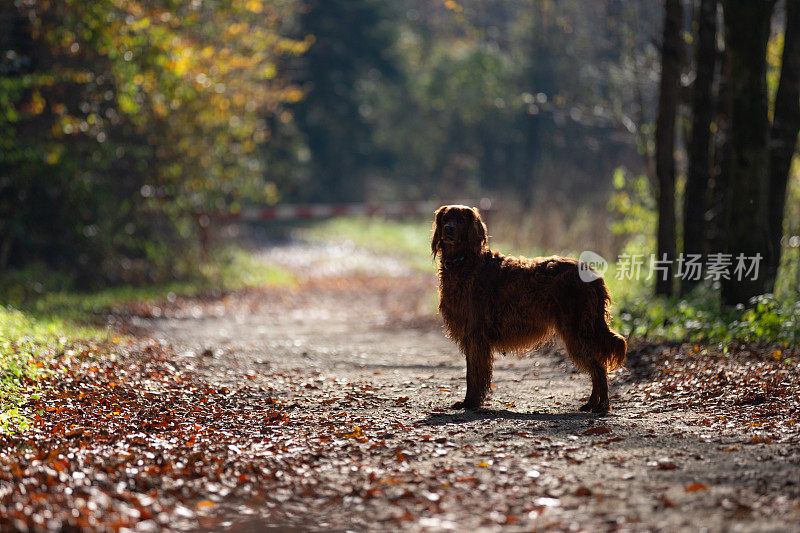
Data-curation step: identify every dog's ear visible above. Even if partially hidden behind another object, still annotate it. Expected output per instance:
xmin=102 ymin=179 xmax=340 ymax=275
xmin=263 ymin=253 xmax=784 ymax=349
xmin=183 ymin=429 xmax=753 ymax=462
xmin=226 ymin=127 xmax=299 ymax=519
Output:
xmin=431 ymin=206 xmax=446 ymax=259
xmin=467 ymin=207 xmax=487 ymax=255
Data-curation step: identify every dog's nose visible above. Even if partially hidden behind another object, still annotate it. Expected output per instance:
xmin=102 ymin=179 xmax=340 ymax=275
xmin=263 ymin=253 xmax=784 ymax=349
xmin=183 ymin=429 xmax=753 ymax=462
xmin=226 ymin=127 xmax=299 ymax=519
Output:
xmin=443 ymin=224 xmax=455 ymax=235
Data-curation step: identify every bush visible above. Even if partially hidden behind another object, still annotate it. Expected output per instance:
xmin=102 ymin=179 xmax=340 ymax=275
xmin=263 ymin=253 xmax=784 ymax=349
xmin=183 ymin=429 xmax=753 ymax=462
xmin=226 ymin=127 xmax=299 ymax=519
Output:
xmin=613 ymin=286 xmax=800 ymax=347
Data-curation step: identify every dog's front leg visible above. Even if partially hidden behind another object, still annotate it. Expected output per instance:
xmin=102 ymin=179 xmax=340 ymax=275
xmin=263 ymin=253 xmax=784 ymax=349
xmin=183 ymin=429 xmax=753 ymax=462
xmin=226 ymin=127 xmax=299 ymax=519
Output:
xmin=452 ymin=339 xmax=492 ymax=410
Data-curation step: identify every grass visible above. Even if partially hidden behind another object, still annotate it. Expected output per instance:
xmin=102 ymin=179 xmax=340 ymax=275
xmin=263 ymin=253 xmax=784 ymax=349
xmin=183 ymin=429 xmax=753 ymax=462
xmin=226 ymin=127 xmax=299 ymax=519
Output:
xmin=0 ymin=246 xmax=295 ymax=433
xmin=0 ymin=307 xmax=92 ymax=433
xmin=25 ymin=247 xmax=295 ymax=324
xmin=302 ymin=216 xmax=438 ymax=272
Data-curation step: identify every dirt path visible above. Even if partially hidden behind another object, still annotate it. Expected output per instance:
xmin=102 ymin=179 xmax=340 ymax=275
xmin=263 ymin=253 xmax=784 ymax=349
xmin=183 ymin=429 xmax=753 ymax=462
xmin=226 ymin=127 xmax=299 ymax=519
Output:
xmin=136 ymin=240 xmax=800 ymax=532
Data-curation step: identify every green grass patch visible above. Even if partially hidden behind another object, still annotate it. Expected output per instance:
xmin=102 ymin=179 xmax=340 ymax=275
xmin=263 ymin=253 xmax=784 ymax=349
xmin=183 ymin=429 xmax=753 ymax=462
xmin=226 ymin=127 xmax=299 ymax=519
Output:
xmin=0 ymin=306 xmax=90 ymax=433
xmin=1 ymin=246 xmax=294 ymax=433
xmin=303 ymin=216 xmax=438 ymax=272
xmin=16 ymin=247 xmax=295 ymax=325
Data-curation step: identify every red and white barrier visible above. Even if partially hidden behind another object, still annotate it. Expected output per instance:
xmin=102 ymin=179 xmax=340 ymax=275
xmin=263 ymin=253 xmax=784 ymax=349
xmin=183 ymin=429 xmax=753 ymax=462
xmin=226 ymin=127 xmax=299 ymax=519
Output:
xmin=217 ymin=199 xmax=492 ymax=221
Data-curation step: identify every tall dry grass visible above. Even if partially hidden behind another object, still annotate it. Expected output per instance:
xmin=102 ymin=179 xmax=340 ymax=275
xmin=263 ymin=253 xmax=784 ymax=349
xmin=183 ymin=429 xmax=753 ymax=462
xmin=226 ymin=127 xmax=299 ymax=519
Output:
xmin=483 ymin=195 xmax=626 ymax=259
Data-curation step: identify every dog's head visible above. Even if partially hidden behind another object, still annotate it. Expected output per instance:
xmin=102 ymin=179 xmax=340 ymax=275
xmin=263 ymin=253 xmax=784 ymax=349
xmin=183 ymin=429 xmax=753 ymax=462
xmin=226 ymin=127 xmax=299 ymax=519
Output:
xmin=431 ymin=205 xmax=487 ymax=259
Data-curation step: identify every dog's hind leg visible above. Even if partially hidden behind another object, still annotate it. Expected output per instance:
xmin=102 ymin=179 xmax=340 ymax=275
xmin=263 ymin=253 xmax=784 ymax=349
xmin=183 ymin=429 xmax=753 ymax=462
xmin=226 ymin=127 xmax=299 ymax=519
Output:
xmin=452 ymin=338 xmax=492 ymax=410
xmin=580 ymin=323 xmax=625 ymax=413
xmin=562 ymin=334 xmax=610 ymax=414
xmin=579 ymin=357 xmax=609 ymax=414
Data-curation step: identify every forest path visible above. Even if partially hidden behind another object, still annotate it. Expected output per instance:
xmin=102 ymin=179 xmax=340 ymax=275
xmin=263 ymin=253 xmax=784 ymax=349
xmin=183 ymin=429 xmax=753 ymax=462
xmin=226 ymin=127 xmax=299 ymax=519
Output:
xmin=138 ymin=239 xmax=800 ymax=532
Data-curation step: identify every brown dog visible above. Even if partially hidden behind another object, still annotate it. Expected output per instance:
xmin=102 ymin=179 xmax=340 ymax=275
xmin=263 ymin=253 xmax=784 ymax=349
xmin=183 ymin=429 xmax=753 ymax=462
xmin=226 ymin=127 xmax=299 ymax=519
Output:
xmin=431 ymin=205 xmax=626 ymax=413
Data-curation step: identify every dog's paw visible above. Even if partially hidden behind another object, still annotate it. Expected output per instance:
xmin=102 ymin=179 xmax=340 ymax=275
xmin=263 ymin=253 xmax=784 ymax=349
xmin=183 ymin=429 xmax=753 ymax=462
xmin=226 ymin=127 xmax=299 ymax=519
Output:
xmin=451 ymin=399 xmax=481 ymax=410
xmin=580 ymin=401 xmax=610 ymax=414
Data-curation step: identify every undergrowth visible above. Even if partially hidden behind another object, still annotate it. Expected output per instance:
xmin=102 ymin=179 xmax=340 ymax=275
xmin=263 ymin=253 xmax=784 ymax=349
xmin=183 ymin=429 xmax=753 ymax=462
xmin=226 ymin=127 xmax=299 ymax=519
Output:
xmin=0 ymin=307 xmax=91 ymax=433
xmin=609 ymin=281 xmax=800 ymax=351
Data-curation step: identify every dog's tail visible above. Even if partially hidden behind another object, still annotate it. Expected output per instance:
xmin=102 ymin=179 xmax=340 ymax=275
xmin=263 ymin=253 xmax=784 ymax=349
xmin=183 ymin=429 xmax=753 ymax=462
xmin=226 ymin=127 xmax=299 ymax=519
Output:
xmin=602 ymin=330 xmax=627 ymax=372
xmin=591 ymin=279 xmax=627 ymax=372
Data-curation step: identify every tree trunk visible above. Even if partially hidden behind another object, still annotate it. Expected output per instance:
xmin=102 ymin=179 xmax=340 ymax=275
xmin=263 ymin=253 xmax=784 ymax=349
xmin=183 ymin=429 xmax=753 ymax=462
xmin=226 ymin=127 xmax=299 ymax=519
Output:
xmin=720 ymin=0 xmax=776 ymax=305
xmin=682 ymin=0 xmax=718 ymax=295
xmin=767 ymin=0 xmax=800 ymax=288
xmin=708 ymin=46 xmax=732 ymax=256
xmin=654 ymin=0 xmax=683 ymax=296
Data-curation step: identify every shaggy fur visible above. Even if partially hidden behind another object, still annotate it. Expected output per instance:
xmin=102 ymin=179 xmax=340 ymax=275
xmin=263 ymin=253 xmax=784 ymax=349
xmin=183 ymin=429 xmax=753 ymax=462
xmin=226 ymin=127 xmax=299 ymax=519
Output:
xmin=432 ymin=205 xmax=626 ymax=413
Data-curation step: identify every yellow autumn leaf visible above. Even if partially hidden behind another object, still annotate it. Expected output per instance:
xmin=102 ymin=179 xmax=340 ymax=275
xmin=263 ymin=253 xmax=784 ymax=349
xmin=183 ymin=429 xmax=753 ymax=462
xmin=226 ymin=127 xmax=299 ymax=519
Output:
xmin=45 ymin=150 xmax=61 ymax=165
xmin=444 ymin=1 xmax=463 ymax=13
xmin=245 ymin=0 xmax=263 ymax=13
xmin=28 ymin=90 xmax=46 ymax=115
xmin=338 ymin=426 xmax=365 ymax=439
xmin=196 ymin=500 xmax=216 ymax=509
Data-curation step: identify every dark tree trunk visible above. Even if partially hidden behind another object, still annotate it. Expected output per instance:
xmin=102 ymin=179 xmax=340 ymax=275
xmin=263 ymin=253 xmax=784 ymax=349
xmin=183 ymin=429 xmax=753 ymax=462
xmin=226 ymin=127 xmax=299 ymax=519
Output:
xmin=707 ymin=46 xmax=732 ymax=256
xmin=681 ymin=0 xmax=718 ymax=295
xmin=0 ymin=2 xmax=28 ymax=270
xmin=767 ymin=0 xmax=800 ymax=287
xmin=654 ymin=0 xmax=683 ymax=296
xmin=720 ymin=0 xmax=775 ymax=305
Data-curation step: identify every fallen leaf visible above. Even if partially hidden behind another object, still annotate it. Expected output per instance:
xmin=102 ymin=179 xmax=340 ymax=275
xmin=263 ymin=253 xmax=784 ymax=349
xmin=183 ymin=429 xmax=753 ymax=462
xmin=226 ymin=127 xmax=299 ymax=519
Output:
xmin=583 ymin=426 xmax=612 ymax=435
xmin=338 ymin=426 xmax=365 ymax=439
xmin=196 ymin=500 xmax=216 ymax=510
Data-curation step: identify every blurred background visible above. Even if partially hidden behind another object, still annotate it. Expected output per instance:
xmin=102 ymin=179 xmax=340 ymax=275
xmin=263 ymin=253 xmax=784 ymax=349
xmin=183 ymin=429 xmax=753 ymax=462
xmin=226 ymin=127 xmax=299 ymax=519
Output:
xmin=1 ymin=0 xmax=799 ymax=343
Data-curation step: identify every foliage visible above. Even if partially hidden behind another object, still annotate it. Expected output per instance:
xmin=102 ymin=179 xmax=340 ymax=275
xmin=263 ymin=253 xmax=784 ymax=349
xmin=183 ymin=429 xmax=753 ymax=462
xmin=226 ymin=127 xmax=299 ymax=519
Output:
xmin=0 ymin=0 xmax=307 ymax=285
xmin=604 ymin=159 xmax=799 ymax=345
xmin=775 ymin=159 xmax=800 ymax=300
xmin=279 ymin=0 xmax=662 ymax=202
xmin=287 ymin=0 xmax=400 ymax=202
xmin=607 ymin=167 xmax=656 ymax=256
xmin=612 ymin=285 xmax=800 ymax=347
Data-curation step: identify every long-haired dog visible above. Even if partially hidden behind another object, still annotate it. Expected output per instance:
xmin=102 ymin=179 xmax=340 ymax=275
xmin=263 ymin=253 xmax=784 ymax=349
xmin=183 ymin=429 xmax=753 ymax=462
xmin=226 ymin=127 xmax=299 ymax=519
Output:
xmin=431 ymin=205 xmax=626 ymax=414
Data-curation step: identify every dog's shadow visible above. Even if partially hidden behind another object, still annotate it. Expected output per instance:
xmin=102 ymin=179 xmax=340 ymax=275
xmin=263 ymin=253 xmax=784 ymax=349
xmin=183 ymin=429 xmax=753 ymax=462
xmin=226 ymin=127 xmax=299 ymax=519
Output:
xmin=417 ymin=408 xmax=602 ymax=426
